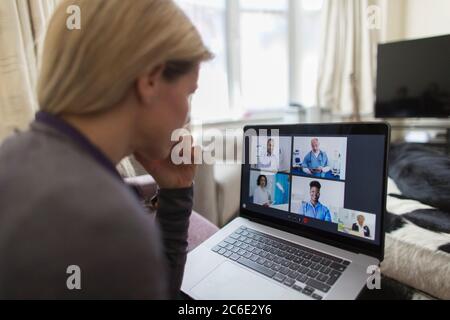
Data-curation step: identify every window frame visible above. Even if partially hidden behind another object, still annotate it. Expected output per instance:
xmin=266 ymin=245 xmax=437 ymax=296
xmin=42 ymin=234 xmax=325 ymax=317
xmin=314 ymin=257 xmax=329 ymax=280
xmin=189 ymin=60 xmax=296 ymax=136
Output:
xmin=181 ymin=0 xmax=324 ymax=121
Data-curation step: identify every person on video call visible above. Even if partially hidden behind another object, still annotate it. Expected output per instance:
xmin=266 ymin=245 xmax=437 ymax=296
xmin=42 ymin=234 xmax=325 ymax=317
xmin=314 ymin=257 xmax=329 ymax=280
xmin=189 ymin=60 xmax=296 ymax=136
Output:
xmin=258 ymin=138 xmax=283 ymax=172
xmin=253 ymin=175 xmax=272 ymax=207
xmin=352 ymin=215 xmax=371 ymax=238
xmin=302 ymin=138 xmax=331 ymax=175
xmin=300 ymin=181 xmax=331 ymax=222
xmin=0 ymin=0 xmax=212 ymax=299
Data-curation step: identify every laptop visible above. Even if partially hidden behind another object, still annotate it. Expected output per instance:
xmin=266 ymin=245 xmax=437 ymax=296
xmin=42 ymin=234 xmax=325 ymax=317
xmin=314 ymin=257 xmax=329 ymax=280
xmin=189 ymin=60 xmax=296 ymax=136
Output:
xmin=182 ymin=123 xmax=390 ymax=300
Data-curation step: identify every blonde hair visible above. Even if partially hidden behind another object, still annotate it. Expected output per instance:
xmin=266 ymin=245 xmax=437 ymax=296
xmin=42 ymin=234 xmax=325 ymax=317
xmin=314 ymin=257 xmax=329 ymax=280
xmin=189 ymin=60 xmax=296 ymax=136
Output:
xmin=37 ymin=0 xmax=212 ymax=115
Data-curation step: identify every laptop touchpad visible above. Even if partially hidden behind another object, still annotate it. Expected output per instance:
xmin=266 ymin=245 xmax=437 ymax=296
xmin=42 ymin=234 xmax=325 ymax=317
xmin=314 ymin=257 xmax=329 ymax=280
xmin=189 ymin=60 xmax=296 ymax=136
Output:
xmin=190 ymin=261 xmax=300 ymax=300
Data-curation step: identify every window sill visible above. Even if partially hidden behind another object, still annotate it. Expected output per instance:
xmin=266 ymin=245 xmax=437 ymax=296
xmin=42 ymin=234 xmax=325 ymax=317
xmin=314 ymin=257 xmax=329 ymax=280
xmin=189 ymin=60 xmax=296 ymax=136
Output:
xmin=190 ymin=108 xmax=298 ymax=129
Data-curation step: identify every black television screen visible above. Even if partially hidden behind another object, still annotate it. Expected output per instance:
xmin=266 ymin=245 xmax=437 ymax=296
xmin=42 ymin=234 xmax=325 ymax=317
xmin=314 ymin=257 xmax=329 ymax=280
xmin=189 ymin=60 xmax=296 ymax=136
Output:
xmin=375 ymin=35 xmax=450 ymax=118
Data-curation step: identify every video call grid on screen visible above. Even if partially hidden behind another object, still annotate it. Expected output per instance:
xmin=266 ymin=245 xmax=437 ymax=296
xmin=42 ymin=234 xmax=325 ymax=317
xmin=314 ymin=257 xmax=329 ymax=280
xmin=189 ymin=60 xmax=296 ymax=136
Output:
xmin=245 ymin=134 xmax=384 ymax=245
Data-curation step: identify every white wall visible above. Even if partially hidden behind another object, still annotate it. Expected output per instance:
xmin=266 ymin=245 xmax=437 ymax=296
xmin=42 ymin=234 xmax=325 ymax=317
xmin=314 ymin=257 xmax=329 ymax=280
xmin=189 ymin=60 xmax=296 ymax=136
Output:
xmin=383 ymin=0 xmax=407 ymax=42
xmin=404 ymin=0 xmax=450 ymax=39
xmin=383 ymin=0 xmax=450 ymax=42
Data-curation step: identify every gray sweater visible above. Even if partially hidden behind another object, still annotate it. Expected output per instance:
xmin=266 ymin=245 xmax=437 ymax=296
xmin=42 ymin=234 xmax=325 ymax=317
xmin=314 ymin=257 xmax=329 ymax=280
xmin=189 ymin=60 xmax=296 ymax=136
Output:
xmin=0 ymin=120 xmax=193 ymax=299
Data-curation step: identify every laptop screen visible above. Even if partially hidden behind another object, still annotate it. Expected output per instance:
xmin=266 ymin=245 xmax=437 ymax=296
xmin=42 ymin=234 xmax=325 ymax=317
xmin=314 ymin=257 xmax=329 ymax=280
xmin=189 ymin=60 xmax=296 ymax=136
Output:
xmin=240 ymin=124 xmax=389 ymax=247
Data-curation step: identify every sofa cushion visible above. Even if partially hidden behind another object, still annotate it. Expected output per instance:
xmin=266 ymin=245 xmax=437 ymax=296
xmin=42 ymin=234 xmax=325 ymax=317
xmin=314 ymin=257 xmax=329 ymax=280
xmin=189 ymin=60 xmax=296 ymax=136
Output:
xmin=188 ymin=211 xmax=219 ymax=252
xmin=215 ymin=164 xmax=241 ymax=226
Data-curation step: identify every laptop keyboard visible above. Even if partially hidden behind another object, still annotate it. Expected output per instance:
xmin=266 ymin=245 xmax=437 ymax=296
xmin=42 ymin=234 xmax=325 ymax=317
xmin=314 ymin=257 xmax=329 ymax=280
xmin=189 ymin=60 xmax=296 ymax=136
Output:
xmin=212 ymin=226 xmax=351 ymax=300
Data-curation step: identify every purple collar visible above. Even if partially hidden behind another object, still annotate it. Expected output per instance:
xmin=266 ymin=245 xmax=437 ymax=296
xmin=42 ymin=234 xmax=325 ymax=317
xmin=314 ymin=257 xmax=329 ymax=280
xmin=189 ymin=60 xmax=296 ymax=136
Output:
xmin=35 ymin=111 xmax=123 ymax=181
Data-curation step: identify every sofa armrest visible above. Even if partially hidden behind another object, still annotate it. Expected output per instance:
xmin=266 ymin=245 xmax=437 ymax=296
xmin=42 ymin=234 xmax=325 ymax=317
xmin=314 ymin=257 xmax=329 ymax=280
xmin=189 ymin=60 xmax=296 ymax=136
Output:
xmin=193 ymin=163 xmax=219 ymax=226
xmin=125 ymin=175 xmax=158 ymax=199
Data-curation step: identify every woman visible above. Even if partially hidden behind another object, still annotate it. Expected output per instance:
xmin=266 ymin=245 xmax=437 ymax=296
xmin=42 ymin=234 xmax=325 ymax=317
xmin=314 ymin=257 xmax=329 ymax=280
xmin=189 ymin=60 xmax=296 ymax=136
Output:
xmin=0 ymin=0 xmax=211 ymax=299
xmin=352 ymin=215 xmax=371 ymax=238
xmin=253 ymin=175 xmax=272 ymax=207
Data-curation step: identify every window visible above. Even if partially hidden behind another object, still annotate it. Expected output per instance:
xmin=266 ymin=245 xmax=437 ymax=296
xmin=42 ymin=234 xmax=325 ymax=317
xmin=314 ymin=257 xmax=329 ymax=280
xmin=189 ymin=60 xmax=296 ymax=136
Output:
xmin=176 ymin=0 xmax=230 ymax=121
xmin=296 ymin=0 xmax=324 ymax=108
xmin=240 ymin=0 xmax=289 ymax=111
xmin=176 ymin=0 xmax=324 ymax=122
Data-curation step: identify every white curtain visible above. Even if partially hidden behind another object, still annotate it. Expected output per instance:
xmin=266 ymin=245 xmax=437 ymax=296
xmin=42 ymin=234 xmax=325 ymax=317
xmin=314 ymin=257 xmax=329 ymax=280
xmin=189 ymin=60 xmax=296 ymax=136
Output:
xmin=317 ymin=0 xmax=386 ymax=119
xmin=0 ymin=0 xmax=60 ymax=141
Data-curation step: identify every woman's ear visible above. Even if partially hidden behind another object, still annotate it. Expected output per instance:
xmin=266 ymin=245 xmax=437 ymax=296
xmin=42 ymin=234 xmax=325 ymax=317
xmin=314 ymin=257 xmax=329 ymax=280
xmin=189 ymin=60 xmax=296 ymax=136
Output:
xmin=135 ymin=65 xmax=165 ymax=105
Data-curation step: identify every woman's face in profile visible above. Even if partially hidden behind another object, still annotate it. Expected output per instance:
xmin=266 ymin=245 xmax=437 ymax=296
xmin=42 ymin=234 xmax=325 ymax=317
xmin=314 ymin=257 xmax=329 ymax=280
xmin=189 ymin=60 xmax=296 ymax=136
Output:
xmin=136 ymin=64 xmax=200 ymax=159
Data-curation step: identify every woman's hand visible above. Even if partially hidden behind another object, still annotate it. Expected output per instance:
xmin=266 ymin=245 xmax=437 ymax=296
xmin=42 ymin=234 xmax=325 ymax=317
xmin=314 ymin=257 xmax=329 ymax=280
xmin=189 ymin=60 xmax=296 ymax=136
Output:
xmin=135 ymin=135 xmax=199 ymax=190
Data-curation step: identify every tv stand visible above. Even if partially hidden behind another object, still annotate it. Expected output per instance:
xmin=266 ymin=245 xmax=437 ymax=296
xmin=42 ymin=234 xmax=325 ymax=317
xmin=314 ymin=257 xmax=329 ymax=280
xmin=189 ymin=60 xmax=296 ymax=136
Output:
xmin=386 ymin=119 xmax=450 ymax=155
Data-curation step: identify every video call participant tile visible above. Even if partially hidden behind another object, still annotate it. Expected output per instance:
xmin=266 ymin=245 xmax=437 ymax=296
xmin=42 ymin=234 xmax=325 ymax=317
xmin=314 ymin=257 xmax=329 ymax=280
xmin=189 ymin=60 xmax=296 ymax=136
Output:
xmin=290 ymin=176 xmax=345 ymax=223
xmin=250 ymin=136 xmax=292 ymax=173
xmin=292 ymin=136 xmax=347 ymax=181
xmin=249 ymin=170 xmax=291 ymax=212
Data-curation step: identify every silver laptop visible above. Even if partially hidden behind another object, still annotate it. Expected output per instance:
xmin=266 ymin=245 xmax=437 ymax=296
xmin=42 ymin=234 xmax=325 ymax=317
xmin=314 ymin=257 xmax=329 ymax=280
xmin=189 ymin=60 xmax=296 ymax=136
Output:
xmin=182 ymin=123 xmax=390 ymax=300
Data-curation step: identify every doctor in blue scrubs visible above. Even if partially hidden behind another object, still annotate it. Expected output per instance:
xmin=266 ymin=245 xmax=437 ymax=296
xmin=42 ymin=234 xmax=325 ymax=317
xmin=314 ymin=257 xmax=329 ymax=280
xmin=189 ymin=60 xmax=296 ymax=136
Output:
xmin=302 ymin=138 xmax=330 ymax=175
xmin=301 ymin=181 xmax=331 ymax=222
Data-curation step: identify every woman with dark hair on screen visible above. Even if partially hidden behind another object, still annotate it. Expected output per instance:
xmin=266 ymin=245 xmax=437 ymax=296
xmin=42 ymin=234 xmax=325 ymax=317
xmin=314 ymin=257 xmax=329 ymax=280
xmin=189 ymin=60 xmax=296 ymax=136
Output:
xmin=0 ymin=0 xmax=212 ymax=299
xmin=253 ymin=175 xmax=272 ymax=207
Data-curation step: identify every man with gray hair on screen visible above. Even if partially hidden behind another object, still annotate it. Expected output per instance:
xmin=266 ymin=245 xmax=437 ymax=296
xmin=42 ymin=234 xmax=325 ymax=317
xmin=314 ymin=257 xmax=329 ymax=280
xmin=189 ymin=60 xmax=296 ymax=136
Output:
xmin=303 ymin=138 xmax=330 ymax=175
